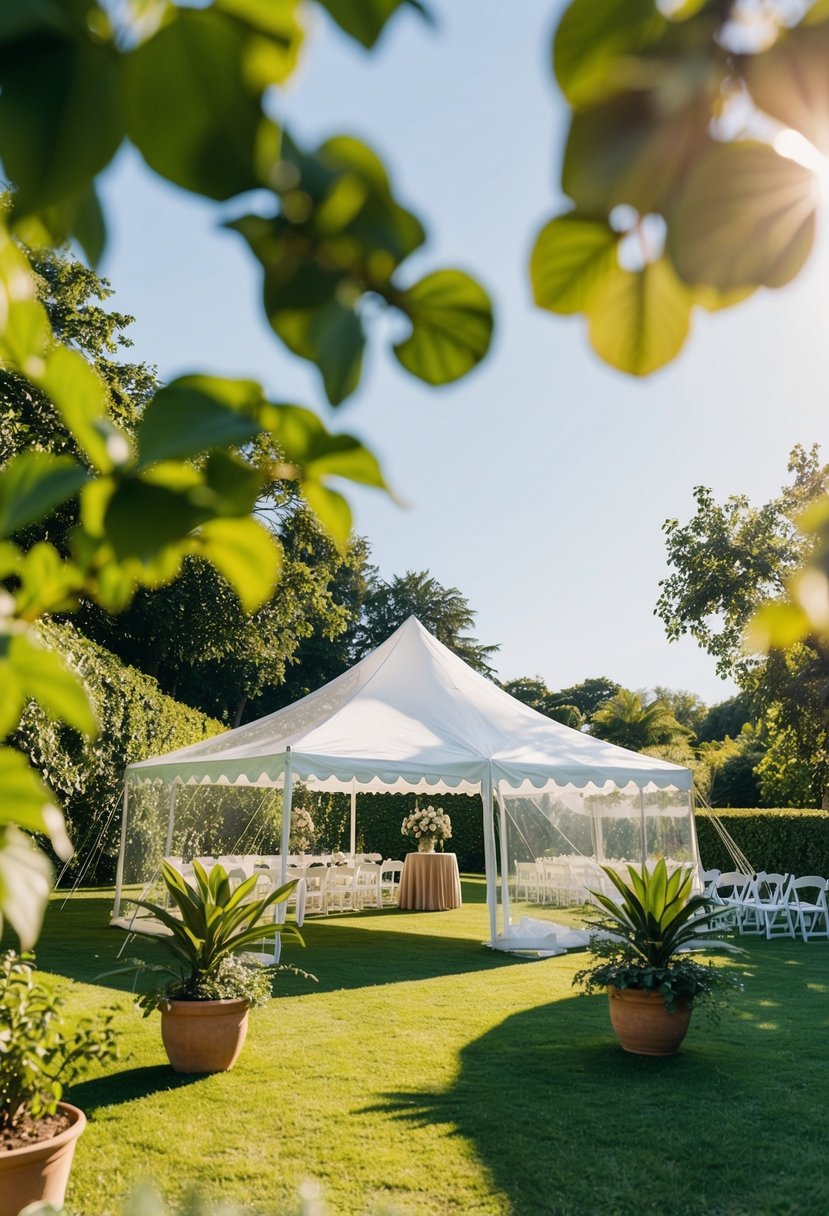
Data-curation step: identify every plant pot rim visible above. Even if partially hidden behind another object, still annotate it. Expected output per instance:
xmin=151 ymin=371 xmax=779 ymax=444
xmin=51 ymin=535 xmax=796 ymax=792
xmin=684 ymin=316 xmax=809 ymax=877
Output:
xmin=1 ymin=1101 xmax=86 ymax=1163
xmin=159 ymin=997 xmax=250 ymax=1014
xmin=608 ymin=985 xmax=693 ymax=1007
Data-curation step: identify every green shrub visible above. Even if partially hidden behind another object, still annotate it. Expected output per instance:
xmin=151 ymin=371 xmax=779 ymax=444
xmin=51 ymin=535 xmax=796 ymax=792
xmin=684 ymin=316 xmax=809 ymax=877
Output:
xmin=13 ymin=621 xmax=223 ymax=885
xmin=695 ymin=808 xmax=829 ymax=875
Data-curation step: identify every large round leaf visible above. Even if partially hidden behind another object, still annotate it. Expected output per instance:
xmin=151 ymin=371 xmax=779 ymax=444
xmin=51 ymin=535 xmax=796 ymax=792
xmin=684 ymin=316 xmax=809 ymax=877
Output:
xmin=531 ymin=213 xmax=618 ymax=315
xmin=125 ymin=7 xmax=266 ymax=200
xmin=747 ymin=25 xmax=829 ymax=155
xmin=0 ymin=32 xmax=123 ymax=213
xmin=553 ymin=0 xmax=663 ymax=107
xmin=668 ymin=140 xmax=818 ymax=291
xmin=587 ymin=257 xmax=692 ymax=377
xmin=393 ymin=269 xmax=493 ymax=386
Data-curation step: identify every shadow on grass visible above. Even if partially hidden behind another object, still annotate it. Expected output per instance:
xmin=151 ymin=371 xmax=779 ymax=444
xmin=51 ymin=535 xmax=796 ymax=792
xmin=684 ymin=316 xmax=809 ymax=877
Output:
xmin=71 ymin=1065 xmax=202 ymax=1113
xmin=373 ymin=942 xmax=829 ymax=1216
xmin=37 ymin=882 xmax=531 ymax=998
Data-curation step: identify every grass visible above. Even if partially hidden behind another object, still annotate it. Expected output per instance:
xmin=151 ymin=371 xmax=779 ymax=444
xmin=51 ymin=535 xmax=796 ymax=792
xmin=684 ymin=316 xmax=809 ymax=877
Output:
xmin=27 ymin=877 xmax=829 ymax=1216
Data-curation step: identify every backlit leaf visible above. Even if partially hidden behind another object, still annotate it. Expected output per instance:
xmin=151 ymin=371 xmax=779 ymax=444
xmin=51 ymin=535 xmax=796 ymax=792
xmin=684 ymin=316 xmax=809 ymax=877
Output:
xmin=746 ymin=25 xmax=829 ymax=155
xmin=9 ymin=632 xmax=97 ymax=736
xmin=587 ymin=257 xmax=692 ymax=376
xmin=668 ymin=140 xmax=818 ymax=291
xmin=393 ymin=269 xmax=493 ymax=385
xmin=531 ymin=213 xmax=619 ymax=315
xmin=193 ymin=517 xmax=282 ymax=612
xmin=137 ymin=376 xmax=264 ymax=467
xmin=40 ymin=346 xmax=129 ymax=473
xmin=316 ymin=0 xmax=431 ymax=49
xmin=553 ymin=0 xmax=663 ymax=107
xmin=0 ymin=451 xmax=89 ymax=538
xmin=0 ymin=823 xmax=54 ymax=949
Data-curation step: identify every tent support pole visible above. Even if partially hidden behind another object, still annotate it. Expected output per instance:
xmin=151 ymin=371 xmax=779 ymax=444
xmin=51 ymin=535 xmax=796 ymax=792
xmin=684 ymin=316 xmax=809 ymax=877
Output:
xmin=482 ymin=767 xmax=497 ymax=947
xmin=113 ymin=783 xmax=130 ymax=919
xmin=639 ymin=788 xmax=647 ymax=865
xmin=280 ymin=749 xmax=293 ymax=888
xmin=349 ymin=779 xmax=357 ymax=857
xmin=496 ymin=787 xmax=511 ymax=938
xmin=164 ymin=783 xmax=178 ymax=858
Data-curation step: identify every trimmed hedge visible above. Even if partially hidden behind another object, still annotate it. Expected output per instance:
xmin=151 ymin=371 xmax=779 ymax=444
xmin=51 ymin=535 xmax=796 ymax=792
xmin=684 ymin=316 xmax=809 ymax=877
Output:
xmin=14 ymin=620 xmax=224 ymax=883
xmin=308 ymin=791 xmax=485 ymax=871
xmin=695 ymin=808 xmax=829 ymax=876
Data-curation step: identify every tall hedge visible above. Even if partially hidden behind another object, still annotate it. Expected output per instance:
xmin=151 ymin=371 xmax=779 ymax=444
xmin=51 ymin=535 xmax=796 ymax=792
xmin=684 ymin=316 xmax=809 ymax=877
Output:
xmin=695 ymin=809 xmax=829 ymax=876
xmin=14 ymin=621 xmax=224 ymax=883
xmin=308 ymin=791 xmax=485 ymax=870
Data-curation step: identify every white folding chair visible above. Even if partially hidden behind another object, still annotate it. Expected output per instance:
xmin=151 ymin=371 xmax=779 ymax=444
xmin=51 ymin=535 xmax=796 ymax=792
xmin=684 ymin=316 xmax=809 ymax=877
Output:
xmin=355 ymin=862 xmax=383 ymax=909
xmin=710 ymin=871 xmax=754 ymax=933
xmin=790 ymin=876 xmax=829 ymax=941
xmin=514 ymin=861 xmax=542 ymax=902
xmin=303 ymin=864 xmax=330 ymax=916
xmin=327 ymin=865 xmax=357 ymax=912
xmin=742 ymin=872 xmax=795 ymax=939
xmin=380 ymin=860 xmax=404 ymax=905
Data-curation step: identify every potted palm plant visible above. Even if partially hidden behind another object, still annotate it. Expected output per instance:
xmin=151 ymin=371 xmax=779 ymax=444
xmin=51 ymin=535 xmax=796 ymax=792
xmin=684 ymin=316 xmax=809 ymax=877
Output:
xmin=573 ymin=860 xmax=742 ymax=1056
xmin=121 ymin=860 xmax=310 ymax=1073
xmin=0 ymin=952 xmax=118 ymax=1216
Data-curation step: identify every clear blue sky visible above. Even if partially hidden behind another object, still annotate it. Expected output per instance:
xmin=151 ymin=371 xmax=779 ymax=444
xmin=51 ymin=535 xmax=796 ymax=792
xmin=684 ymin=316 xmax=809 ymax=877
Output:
xmin=97 ymin=0 xmax=829 ymax=704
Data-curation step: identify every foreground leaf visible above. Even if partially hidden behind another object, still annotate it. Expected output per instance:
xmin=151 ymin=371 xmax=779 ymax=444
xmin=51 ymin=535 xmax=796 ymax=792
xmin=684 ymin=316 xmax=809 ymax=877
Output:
xmin=0 ymin=451 xmax=88 ymax=538
xmin=668 ymin=141 xmax=818 ymax=292
xmin=193 ymin=517 xmax=282 ymax=612
xmin=587 ymin=257 xmax=692 ymax=376
xmin=0 ymin=823 xmax=54 ymax=949
xmin=531 ymin=213 xmax=619 ymax=315
xmin=393 ymin=269 xmax=493 ymax=385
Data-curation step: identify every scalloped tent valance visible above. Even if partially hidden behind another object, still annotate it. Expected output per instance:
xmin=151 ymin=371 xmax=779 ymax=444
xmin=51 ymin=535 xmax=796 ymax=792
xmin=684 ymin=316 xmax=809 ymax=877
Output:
xmin=125 ymin=615 xmax=692 ymax=794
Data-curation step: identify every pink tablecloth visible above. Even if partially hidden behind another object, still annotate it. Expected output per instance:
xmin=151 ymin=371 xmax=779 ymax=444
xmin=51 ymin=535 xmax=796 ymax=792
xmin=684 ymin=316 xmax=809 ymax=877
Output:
xmin=398 ymin=852 xmax=462 ymax=911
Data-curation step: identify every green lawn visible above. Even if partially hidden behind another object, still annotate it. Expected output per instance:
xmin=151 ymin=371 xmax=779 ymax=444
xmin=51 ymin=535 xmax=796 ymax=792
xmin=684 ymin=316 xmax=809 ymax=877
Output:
xmin=33 ymin=878 xmax=829 ymax=1216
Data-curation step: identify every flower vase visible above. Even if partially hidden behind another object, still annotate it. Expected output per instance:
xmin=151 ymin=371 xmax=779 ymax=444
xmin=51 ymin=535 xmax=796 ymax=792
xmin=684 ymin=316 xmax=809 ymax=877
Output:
xmin=418 ymin=837 xmax=436 ymax=853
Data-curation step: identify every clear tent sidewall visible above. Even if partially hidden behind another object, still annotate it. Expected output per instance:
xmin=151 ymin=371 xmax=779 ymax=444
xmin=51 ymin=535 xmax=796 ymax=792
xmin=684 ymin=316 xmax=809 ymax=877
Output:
xmin=114 ymin=751 xmax=698 ymax=947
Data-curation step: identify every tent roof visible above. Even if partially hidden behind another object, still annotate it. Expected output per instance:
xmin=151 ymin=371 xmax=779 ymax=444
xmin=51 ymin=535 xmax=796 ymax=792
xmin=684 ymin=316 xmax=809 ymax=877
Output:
xmin=126 ymin=617 xmax=692 ymax=793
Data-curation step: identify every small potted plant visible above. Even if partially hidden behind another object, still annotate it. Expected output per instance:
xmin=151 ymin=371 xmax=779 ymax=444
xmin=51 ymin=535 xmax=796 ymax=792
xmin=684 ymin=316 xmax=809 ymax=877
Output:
xmin=573 ymin=860 xmax=742 ymax=1056
xmin=0 ymin=951 xmax=118 ymax=1216
xmin=119 ymin=860 xmax=311 ymax=1073
xmin=401 ymin=805 xmax=452 ymax=853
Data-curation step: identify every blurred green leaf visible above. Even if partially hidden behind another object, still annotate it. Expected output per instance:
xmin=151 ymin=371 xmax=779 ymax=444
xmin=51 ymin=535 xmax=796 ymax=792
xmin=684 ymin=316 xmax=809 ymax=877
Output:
xmin=0 ymin=23 xmax=123 ymax=214
xmin=136 ymin=376 xmax=264 ymax=467
xmin=264 ymin=403 xmax=388 ymax=489
xmin=12 ymin=181 xmax=107 ymax=268
xmin=7 ymin=632 xmax=97 ymax=736
xmin=531 ymin=213 xmax=619 ymax=315
xmin=587 ymin=257 xmax=692 ymax=376
xmin=668 ymin=141 xmax=818 ymax=292
xmin=0 ymin=823 xmax=54 ymax=949
xmin=553 ymin=0 xmax=663 ymax=107
xmin=310 ymin=299 xmax=365 ymax=405
xmin=301 ymin=481 xmax=352 ymax=550
xmin=393 ymin=269 xmax=493 ymax=385
xmin=104 ymin=479 xmax=209 ymax=563
xmin=746 ymin=24 xmax=829 ymax=156
xmin=202 ymin=451 xmax=264 ymax=515
xmin=216 ymin=0 xmax=304 ymax=86
xmin=193 ymin=517 xmax=282 ymax=612
xmin=0 ymin=636 xmax=24 ymax=737
xmin=40 ymin=346 xmax=129 ymax=473
xmin=15 ymin=543 xmax=84 ymax=617
xmin=316 ymin=0 xmax=431 ymax=49
xmin=747 ymin=599 xmax=814 ymax=653
xmin=0 ymin=747 xmax=71 ymax=858
xmin=124 ymin=6 xmax=272 ymax=200
xmin=0 ymin=452 xmax=89 ymax=538
xmin=562 ymin=92 xmax=714 ymax=217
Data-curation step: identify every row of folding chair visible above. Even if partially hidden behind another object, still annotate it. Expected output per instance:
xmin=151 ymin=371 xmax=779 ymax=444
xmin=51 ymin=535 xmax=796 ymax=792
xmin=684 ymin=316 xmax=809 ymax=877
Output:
xmin=702 ymin=869 xmax=829 ymax=941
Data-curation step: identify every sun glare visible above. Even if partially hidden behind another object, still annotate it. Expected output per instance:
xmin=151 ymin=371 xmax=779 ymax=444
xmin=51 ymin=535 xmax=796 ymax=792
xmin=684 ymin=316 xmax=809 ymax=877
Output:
xmin=773 ymin=128 xmax=829 ymax=204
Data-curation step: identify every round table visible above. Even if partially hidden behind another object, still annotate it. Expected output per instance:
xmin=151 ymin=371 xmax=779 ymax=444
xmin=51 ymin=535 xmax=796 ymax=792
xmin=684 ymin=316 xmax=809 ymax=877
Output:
xmin=398 ymin=852 xmax=462 ymax=911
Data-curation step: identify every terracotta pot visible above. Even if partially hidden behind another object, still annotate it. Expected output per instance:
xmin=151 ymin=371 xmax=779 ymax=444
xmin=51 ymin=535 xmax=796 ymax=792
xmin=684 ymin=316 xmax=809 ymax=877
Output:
xmin=607 ymin=987 xmax=693 ymax=1056
xmin=0 ymin=1101 xmax=86 ymax=1216
xmin=417 ymin=837 xmax=436 ymax=853
xmin=160 ymin=998 xmax=250 ymax=1073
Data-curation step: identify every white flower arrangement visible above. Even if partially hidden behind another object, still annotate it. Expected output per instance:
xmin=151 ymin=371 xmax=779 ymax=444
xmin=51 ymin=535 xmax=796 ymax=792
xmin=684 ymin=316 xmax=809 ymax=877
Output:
xmin=401 ymin=804 xmax=452 ymax=843
xmin=289 ymin=806 xmax=315 ymax=853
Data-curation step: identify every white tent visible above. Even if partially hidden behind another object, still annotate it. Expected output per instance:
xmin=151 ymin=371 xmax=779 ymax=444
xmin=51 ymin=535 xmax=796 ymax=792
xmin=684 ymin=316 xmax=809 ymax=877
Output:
xmin=117 ymin=616 xmax=697 ymax=947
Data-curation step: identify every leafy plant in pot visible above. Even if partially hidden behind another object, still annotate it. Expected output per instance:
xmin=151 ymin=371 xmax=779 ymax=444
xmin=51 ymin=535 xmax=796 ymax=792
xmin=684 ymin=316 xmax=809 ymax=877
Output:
xmin=0 ymin=952 xmax=118 ymax=1216
xmin=117 ymin=861 xmax=310 ymax=1074
xmin=573 ymin=860 xmax=743 ymax=1056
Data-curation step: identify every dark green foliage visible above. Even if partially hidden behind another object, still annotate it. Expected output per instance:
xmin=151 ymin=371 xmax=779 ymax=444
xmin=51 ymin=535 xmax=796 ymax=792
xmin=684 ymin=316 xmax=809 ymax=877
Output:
xmin=698 ymin=694 xmax=755 ymax=743
xmin=308 ymin=791 xmax=485 ymax=871
xmin=695 ymin=809 xmax=829 ymax=876
xmin=11 ymin=621 xmax=223 ymax=886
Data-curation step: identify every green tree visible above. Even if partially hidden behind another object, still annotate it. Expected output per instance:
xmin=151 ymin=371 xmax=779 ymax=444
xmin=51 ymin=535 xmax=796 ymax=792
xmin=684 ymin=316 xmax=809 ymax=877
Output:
xmin=591 ymin=688 xmax=691 ymax=752
xmin=353 ymin=570 xmax=498 ymax=676
xmin=552 ymin=676 xmax=621 ymax=721
xmin=501 ymin=676 xmax=585 ymax=728
xmin=0 ymin=0 xmax=494 ymax=945
xmin=700 ymin=725 xmax=765 ymax=808
xmin=650 ymin=686 xmax=708 ymax=739
xmin=697 ymin=694 xmax=755 ymax=745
